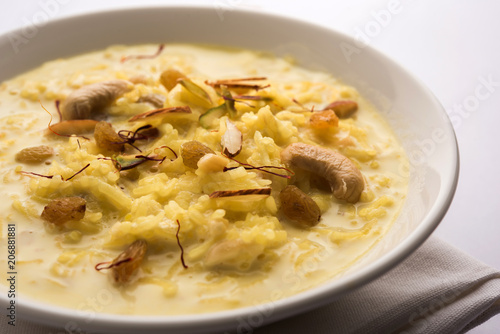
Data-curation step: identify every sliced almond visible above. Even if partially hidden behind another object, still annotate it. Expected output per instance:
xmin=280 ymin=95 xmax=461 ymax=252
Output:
xmin=205 ymin=77 xmax=268 ymax=90
xmin=209 ymin=188 xmax=271 ymax=201
xmin=221 ymin=119 xmax=242 ymax=158
xmin=46 ymin=119 xmax=99 ymax=136
xmin=128 ymin=106 xmax=191 ymax=122
xmin=136 ymin=93 xmax=166 ymax=108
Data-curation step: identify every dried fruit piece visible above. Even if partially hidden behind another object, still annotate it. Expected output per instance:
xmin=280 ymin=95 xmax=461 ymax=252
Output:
xmin=40 ymin=197 xmax=86 ymax=225
xmin=279 ymin=185 xmax=321 ymax=227
xmin=61 ymin=80 xmax=132 ymax=120
xmin=181 ymin=141 xmax=215 ymax=169
xmin=159 ymin=68 xmax=186 ymax=91
xmin=324 ymin=100 xmax=358 ymax=118
xmin=221 ymin=119 xmax=242 ymax=158
xmin=15 ymin=145 xmax=54 ymax=164
xmin=94 ymin=121 xmax=124 ymax=152
xmin=111 ymin=239 xmax=147 ymax=283
xmin=310 ymin=109 xmax=339 ymax=129
xmin=97 ymin=239 xmax=148 ymax=284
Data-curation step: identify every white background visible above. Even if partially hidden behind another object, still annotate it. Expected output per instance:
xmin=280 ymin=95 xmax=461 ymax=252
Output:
xmin=1 ymin=0 xmax=499 ymax=333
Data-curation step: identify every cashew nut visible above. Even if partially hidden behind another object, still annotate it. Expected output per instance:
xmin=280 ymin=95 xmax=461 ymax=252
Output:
xmin=61 ymin=80 xmax=132 ymax=120
xmin=281 ymin=143 xmax=364 ymax=203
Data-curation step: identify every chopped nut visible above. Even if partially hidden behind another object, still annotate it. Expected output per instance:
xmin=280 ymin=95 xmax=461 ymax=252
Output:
xmin=61 ymin=80 xmax=132 ymax=120
xmin=137 ymin=93 xmax=166 ymax=108
xmin=197 ymin=153 xmax=229 ymax=173
xmin=221 ymin=119 xmax=242 ymax=158
xmin=128 ymin=75 xmax=148 ymax=85
xmin=281 ymin=143 xmax=364 ymax=203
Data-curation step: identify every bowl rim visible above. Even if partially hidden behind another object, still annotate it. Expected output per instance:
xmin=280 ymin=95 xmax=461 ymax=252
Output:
xmin=0 ymin=4 xmax=460 ymax=332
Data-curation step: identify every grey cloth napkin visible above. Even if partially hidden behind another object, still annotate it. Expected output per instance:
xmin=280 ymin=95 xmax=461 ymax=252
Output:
xmin=3 ymin=237 xmax=500 ymax=334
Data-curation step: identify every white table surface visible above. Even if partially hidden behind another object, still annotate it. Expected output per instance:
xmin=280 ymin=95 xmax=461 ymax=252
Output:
xmin=1 ymin=0 xmax=499 ymax=333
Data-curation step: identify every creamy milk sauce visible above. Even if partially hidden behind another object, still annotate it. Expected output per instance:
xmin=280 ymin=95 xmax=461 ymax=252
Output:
xmin=0 ymin=44 xmax=408 ymax=315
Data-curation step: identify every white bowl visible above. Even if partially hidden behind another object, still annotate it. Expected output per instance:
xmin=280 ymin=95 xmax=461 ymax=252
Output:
xmin=0 ymin=6 xmax=459 ymax=333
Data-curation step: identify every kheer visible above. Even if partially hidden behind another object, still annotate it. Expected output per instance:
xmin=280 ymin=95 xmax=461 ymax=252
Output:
xmin=0 ymin=44 xmax=408 ymax=314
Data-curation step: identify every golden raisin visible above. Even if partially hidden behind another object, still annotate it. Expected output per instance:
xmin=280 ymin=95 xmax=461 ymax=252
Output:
xmin=159 ymin=69 xmax=186 ymax=91
xmin=94 ymin=121 xmax=124 ymax=152
xmin=279 ymin=185 xmax=321 ymax=227
xmin=40 ymin=197 xmax=86 ymax=225
xmin=181 ymin=141 xmax=215 ymax=169
xmin=111 ymin=239 xmax=148 ymax=284
xmin=15 ymin=145 xmax=54 ymax=164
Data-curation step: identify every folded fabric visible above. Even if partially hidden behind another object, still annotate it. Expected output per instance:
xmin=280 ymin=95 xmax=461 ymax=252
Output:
xmin=255 ymin=237 xmax=500 ymax=334
xmin=4 ymin=237 xmax=500 ymax=334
